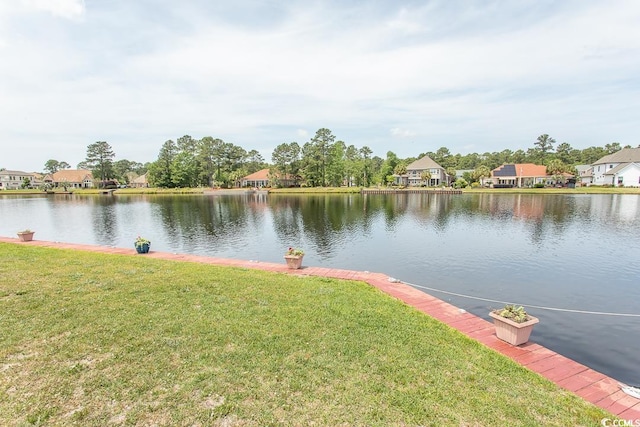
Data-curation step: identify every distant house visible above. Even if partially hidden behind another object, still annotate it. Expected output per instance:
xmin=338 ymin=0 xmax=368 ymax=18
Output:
xmin=30 ymin=173 xmax=44 ymax=188
xmin=589 ymin=148 xmax=640 ymax=187
xmin=490 ymin=164 xmax=548 ymax=188
xmin=240 ymin=168 xmax=297 ymax=188
xmin=240 ymin=169 xmax=271 ymax=188
xmin=455 ymin=169 xmax=474 ymax=179
xmin=575 ymin=165 xmax=593 ymax=186
xmin=395 ymin=155 xmax=448 ymax=186
xmin=0 ymin=170 xmax=39 ymax=190
xmin=130 ymin=173 xmax=149 ymax=188
xmin=45 ymin=169 xmax=94 ymax=189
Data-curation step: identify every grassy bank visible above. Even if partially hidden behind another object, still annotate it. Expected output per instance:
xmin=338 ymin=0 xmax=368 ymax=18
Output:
xmin=0 ymin=243 xmax=610 ymax=425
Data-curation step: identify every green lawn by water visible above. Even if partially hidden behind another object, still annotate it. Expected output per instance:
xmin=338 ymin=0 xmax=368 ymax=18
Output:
xmin=0 ymin=243 xmax=610 ymax=426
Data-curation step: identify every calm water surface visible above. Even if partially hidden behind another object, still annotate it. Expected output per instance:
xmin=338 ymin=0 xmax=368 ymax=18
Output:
xmin=1 ymin=192 xmax=639 ymax=385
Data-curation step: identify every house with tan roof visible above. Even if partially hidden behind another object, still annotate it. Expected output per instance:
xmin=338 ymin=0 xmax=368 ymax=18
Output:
xmin=44 ymin=169 xmax=94 ymax=189
xmin=240 ymin=168 xmax=297 ymax=188
xmin=395 ymin=155 xmax=448 ymax=186
xmin=589 ymin=147 xmax=640 ymax=187
xmin=490 ymin=164 xmax=549 ymax=188
xmin=0 ymin=170 xmax=40 ymax=190
xmin=130 ymin=173 xmax=149 ymax=188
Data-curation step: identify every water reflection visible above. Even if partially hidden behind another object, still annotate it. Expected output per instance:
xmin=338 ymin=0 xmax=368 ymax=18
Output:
xmin=1 ymin=192 xmax=639 ymax=385
xmin=89 ymin=196 xmax=119 ymax=246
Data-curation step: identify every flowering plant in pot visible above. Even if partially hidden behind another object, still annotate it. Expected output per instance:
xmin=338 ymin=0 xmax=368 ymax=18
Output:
xmin=489 ymin=305 xmax=539 ymax=346
xmin=284 ymin=247 xmax=304 ymax=269
xmin=17 ymin=229 xmax=35 ymax=242
xmin=134 ymin=236 xmax=151 ymax=254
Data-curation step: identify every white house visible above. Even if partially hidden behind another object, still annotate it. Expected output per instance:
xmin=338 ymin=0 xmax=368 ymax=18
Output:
xmin=575 ymin=165 xmax=593 ymax=186
xmin=0 ymin=170 xmax=38 ymax=190
xmin=589 ymin=148 xmax=640 ymax=187
xmin=395 ymin=155 xmax=448 ymax=186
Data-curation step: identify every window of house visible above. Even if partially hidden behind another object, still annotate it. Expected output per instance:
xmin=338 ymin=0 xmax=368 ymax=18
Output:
xmin=609 ymin=164 xmax=613 ymax=169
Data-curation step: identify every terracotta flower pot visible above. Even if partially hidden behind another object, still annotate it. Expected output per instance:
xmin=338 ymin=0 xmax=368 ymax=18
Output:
xmin=17 ymin=231 xmax=35 ymax=242
xmin=284 ymin=255 xmax=304 ymax=269
xmin=489 ymin=311 xmax=539 ymax=345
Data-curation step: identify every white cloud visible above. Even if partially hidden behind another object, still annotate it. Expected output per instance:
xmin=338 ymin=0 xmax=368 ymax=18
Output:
xmin=21 ymin=0 xmax=85 ymax=20
xmin=386 ymin=7 xmax=427 ymax=35
xmin=390 ymin=128 xmax=416 ymax=138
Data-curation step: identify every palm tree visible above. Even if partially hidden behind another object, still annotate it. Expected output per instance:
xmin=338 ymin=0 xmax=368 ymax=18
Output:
xmin=421 ymin=170 xmax=432 ymax=186
xmin=393 ymin=163 xmax=407 ymax=186
xmin=472 ymin=165 xmax=491 ymax=186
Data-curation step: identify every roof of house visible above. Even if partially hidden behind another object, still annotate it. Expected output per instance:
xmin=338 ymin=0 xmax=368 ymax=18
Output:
xmin=605 ymin=162 xmax=640 ymax=175
xmin=492 ymin=163 xmax=548 ymax=177
xmin=574 ymin=165 xmax=592 ymax=173
xmin=242 ymin=169 xmax=270 ymax=181
xmin=593 ymin=147 xmax=640 ymax=165
xmin=51 ymin=169 xmax=93 ymax=182
xmin=131 ymin=173 xmax=148 ymax=184
xmin=406 ymin=155 xmax=443 ymax=170
xmin=493 ymin=164 xmax=516 ymax=177
xmin=0 ymin=170 xmax=34 ymax=175
xmin=517 ymin=164 xmax=548 ymax=177
xmin=242 ymin=168 xmax=295 ymax=181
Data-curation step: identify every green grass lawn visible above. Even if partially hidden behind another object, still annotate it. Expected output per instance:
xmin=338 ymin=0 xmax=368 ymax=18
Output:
xmin=0 ymin=243 xmax=610 ymax=426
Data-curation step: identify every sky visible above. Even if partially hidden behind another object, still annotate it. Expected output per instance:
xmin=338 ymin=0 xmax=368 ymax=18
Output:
xmin=1 ymin=0 xmax=639 ymax=172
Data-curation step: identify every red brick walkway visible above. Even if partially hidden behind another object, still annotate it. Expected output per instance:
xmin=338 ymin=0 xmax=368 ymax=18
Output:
xmin=4 ymin=237 xmax=640 ymax=419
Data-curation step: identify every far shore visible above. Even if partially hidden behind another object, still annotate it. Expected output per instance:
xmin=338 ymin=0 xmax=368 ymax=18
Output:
xmin=2 ymin=186 xmax=640 ymax=195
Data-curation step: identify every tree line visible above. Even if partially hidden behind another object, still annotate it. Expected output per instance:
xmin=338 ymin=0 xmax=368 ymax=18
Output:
xmin=39 ymin=131 xmax=636 ymax=188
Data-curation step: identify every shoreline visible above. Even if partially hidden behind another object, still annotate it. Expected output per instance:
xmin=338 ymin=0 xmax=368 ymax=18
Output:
xmin=2 ymin=236 xmax=639 ymax=419
xmin=2 ymin=186 xmax=640 ymax=196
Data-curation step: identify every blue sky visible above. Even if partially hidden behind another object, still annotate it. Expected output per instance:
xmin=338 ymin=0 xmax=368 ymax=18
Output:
xmin=1 ymin=0 xmax=639 ymax=171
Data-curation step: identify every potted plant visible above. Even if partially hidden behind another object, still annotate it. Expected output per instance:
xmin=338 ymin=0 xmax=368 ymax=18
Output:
xmin=284 ymin=247 xmax=304 ymax=269
xmin=489 ymin=305 xmax=539 ymax=346
xmin=134 ymin=236 xmax=151 ymax=254
xmin=17 ymin=229 xmax=35 ymax=242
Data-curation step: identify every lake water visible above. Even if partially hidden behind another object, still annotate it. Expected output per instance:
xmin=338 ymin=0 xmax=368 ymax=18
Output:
xmin=1 ymin=192 xmax=639 ymax=386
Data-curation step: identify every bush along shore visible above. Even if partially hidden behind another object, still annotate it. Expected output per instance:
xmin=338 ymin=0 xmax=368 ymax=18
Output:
xmin=0 ymin=243 xmax=612 ymax=426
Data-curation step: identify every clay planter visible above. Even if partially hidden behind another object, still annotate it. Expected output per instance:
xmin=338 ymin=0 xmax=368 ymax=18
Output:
xmin=17 ymin=231 xmax=35 ymax=242
xmin=284 ymin=255 xmax=304 ymax=269
xmin=489 ymin=311 xmax=539 ymax=345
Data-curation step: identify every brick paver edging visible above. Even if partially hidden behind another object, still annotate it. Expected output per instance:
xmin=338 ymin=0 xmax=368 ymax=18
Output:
xmin=3 ymin=237 xmax=639 ymax=419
